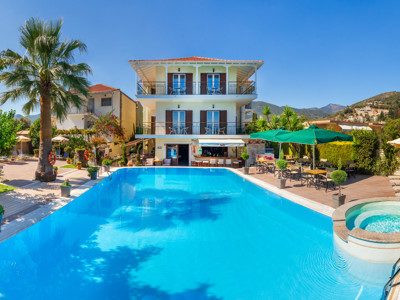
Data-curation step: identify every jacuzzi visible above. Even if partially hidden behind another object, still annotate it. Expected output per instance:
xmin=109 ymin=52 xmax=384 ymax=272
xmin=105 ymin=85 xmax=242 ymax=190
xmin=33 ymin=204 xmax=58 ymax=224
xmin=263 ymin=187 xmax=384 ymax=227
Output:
xmin=333 ymin=197 xmax=400 ymax=263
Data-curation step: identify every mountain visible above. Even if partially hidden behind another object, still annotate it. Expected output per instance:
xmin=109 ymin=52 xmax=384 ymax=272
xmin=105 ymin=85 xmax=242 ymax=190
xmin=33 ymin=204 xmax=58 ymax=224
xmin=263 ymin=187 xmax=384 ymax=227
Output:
xmin=350 ymin=91 xmax=400 ymax=109
xmin=251 ymin=101 xmax=332 ymax=119
xmin=15 ymin=114 xmax=40 ymax=122
xmin=320 ymin=103 xmax=346 ymax=114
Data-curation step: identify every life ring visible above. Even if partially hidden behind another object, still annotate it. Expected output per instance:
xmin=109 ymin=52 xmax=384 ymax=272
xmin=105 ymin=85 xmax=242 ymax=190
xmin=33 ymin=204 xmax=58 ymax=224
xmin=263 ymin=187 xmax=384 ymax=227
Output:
xmin=84 ymin=150 xmax=90 ymax=161
xmin=49 ymin=151 xmax=56 ymax=165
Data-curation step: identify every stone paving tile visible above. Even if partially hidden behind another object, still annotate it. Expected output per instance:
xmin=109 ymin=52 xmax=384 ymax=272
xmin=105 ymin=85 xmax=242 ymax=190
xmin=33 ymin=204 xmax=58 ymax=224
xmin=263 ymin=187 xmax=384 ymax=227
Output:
xmin=246 ymin=167 xmax=396 ymax=208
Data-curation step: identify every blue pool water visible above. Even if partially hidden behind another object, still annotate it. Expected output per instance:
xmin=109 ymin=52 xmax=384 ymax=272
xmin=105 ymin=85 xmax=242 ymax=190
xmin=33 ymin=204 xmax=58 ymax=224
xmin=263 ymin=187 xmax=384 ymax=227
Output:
xmin=0 ymin=168 xmax=391 ymax=299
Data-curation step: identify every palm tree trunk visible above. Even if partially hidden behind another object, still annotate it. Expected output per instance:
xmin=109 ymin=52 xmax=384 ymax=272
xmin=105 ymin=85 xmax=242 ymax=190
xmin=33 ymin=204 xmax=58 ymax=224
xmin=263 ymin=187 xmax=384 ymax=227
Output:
xmin=35 ymin=92 xmax=56 ymax=182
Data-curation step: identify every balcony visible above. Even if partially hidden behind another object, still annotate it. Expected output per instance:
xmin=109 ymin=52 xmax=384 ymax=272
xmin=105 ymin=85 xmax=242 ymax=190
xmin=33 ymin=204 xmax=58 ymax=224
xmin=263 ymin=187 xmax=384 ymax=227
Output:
xmin=68 ymin=106 xmax=95 ymax=115
xmin=136 ymin=122 xmax=249 ymax=136
xmin=137 ymin=81 xmax=255 ymax=96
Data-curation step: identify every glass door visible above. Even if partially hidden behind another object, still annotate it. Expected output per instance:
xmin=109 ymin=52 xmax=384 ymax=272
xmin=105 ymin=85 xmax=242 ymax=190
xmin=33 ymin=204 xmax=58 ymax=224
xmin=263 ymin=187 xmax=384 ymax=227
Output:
xmin=173 ymin=74 xmax=186 ymax=95
xmin=206 ymin=111 xmax=220 ymax=134
xmin=207 ymin=74 xmax=220 ymax=94
xmin=172 ymin=111 xmax=186 ymax=134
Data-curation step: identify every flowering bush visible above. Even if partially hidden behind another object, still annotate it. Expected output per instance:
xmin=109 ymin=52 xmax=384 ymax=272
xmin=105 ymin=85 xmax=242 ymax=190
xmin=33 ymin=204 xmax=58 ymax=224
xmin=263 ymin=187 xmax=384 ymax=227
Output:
xmin=93 ymin=112 xmax=124 ymax=138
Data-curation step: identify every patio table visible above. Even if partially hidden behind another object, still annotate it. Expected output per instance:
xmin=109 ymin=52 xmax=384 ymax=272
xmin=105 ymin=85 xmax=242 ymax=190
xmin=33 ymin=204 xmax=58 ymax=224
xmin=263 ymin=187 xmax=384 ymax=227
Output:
xmin=305 ymin=169 xmax=327 ymax=189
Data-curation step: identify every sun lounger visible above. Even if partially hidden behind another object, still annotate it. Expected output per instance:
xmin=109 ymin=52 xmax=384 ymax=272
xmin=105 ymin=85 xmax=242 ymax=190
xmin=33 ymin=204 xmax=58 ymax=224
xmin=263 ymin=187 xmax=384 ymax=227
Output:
xmin=145 ymin=158 xmax=154 ymax=166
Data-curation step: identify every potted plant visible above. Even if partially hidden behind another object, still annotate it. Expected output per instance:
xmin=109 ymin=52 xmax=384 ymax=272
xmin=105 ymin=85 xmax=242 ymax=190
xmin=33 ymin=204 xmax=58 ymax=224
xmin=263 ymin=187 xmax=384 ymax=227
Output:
xmin=76 ymin=161 xmax=82 ymax=170
xmin=241 ymin=147 xmax=250 ymax=174
xmin=276 ymin=159 xmax=288 ymax=189
xmin=53 ymin=166 xmax=58 ymax=176
xmin=102 ymin=159 xmax=112 ymax=172
xmin=331 ymin=170 xmax=348 ymax=207
xmin=64 ymin=146 xmax=72 ymax=163
xmin=33 ymin=149 xmax=39 ymax=158
xmin=0 ymin=205 xmax=4 ymax=231
xmin=60 ymin=179 xmax=71 ymax=197
xmin=87 ymin=167 xmax=99 ymax=180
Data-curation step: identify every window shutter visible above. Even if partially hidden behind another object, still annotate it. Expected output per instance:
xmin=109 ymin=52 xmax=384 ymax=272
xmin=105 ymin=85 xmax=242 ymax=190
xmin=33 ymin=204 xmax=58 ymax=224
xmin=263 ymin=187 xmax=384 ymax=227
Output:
xmin=166 ymin=110 xmax=172 ymax=134
xmin=200 ymin=73 xmax=207 ymax=95
xmin=186 ymin=73 xmax=193 ymax=95
xmin=168 ymin=73 xmax=173 ymax=94
xmin=151 ymin=116 xmax=156 ymax=134
xmin=220 ymin=73 xmax=226 ymax=94
xmin=220 ymin=110 xmax=227 ymax=134
xmin=186 ymin=110 xmax=193 ymax=134
xmin=200 ymin=110 xmax=207 ymax=134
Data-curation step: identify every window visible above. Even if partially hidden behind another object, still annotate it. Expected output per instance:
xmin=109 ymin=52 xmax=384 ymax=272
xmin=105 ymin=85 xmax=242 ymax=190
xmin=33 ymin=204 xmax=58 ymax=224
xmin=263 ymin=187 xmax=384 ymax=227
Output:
xmin=172 ymin=111 xmax=186 ymax=134
xmin=207 ymin=74 xmax=220 ymax=94
xmin=173 ymin=74 xmax=186 ymax=94
xmin=206 ymin=111 xmax=219 ymax=134
xmin=101 ymin=98 xmax=112 ymax=106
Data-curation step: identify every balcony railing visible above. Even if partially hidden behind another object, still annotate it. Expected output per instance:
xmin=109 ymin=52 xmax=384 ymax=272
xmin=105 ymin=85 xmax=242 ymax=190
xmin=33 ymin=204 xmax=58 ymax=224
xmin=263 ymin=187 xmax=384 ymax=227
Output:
xmin=68 ymin=106 xmax=95 ymax=115
xmin=136 ymin=122 xmax=249 ymax=135
xmin=137 ymin=81 xmax=255 ymax=96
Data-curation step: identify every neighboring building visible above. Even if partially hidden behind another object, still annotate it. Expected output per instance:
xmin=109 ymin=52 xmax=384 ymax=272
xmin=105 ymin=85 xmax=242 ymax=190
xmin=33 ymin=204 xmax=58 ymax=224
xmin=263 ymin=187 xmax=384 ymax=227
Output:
xmin=130 ymin=56 xmax=264 ymax=165
xmin=57 ymin=84 xmax=141 ymax=156
xmin=308 ymin=120 xmax=383 ymax=133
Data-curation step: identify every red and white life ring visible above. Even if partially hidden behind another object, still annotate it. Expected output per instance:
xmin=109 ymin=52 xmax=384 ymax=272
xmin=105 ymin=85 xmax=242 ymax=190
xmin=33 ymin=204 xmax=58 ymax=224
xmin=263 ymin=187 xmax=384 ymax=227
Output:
xmin=49 ymin=151 xmax=56 ymax=165
xmin=84 ymin=150 xmax=90 ymax=161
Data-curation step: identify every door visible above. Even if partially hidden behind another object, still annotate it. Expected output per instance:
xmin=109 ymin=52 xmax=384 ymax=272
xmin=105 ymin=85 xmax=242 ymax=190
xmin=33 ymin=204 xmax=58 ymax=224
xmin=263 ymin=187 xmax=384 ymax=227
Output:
xmin=178 ymin=144 xmax=189 ymax=166
xmin=207 ymin=111 xmax=220 ymax=134
xmin=87 ymin=98 xmax=94 ymax=113
xmin=172 ymin=111 xmax=186 ymax=134
xmin=166 ymin=144 xmax=178 ymax=166
xmin=173 ymin=74 xmax=186 ymax=94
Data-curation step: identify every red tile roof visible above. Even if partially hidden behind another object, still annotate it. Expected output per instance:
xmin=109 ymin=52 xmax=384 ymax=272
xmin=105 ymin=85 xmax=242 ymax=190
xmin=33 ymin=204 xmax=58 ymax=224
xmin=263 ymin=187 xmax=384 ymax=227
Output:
xmin=88 ymin=84 xmax=119 ymax=93
xmin=130 ymin=56 xmax=263 ymax=63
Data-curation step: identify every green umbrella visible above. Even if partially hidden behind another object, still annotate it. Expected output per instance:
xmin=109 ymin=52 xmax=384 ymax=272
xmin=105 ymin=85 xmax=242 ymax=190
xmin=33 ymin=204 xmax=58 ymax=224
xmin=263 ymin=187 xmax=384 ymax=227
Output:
xmin=250 ymin=127 xmax=291 ymax=159
xmin=275 ymin=125 xmax=353 ymax=169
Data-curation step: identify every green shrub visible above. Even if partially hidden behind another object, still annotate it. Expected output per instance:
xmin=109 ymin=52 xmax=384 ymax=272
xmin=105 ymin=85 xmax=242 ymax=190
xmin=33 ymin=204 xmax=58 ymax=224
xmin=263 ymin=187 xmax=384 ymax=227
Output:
xmin=331 ymin=170 xmax=348 ymax=196
xmin=64 ymin=146 xmax=72 ymax=155
xmin=121 ymin=143 xmax=128 ymax=166
xmin=76 ymin=161 xmax=82 ymax=166
xmin=61 ymin=179 xmax=70 ymax=187
xmin=241 ymin=152 xmax=250 ymax=160
xmin=0 ymin=205 xmax=5 ymax=215
xmin=102 ymin=159 xmax=113 ymax=166
xmin=317 ymin=142 xmax=353 ymax=167
xmin=276 ymin=159 xmax=288 ymax=170
xmin=53 ymin=166 xmax=58 ymax=171
xmin=33 ymin=149 xmax=39 ymax=154
xmin=337 ymin=158 xmax=342 ymax=170
xmin=87 ymin=167 xmax=98 ymax=176
xmin=352 ymin=130 xmax=379 ymax=174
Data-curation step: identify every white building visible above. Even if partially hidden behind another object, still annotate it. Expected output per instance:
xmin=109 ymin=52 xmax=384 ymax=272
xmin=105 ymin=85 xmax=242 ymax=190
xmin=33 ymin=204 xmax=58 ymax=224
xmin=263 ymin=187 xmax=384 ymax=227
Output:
xmin=130 ymin=56 xmax=264 ymax=166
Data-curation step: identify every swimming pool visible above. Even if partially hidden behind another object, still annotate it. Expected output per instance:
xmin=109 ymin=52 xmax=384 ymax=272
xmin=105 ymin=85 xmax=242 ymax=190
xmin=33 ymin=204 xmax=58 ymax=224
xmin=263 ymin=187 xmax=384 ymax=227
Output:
xmin=0 ymin=168 xmax=391 ymax=299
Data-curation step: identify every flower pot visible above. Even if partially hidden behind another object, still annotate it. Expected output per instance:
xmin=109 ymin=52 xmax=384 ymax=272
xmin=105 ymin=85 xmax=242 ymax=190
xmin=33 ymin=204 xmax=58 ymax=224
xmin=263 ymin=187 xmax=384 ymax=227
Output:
xmin=277 ymin=178 xmax=286 ymax=189
xmin=90 ymin=171 xmax=97 ymax=180
xmin=54 ymin=171 xmax=58 ymax=176
xmin=61 ymin=185 xmax=71 ymax=197
xmin=77 ymin=165 xmax=82 ymax=170
xmin=243 ymin=167 xmax=249 ymax=175
xmin=332 ymin=194 xmax=346 ymax=208
xmin=34 ymin=154 xmax=38 ymax=158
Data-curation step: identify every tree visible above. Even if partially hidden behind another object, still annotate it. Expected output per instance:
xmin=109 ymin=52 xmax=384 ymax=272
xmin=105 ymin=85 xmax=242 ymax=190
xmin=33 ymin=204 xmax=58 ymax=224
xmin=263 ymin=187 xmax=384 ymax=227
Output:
xmin=0 ymin=110 xmax=22 ymax=155
xmin=15 ymin=116 xmax=31 ymax=130
xmin=0 ymin=18 xmax=91 ymax=181
xmin=93 ymin=111 xmax=124 ymax=139
xmin=29 ymin=118 xmax=57 ymax=149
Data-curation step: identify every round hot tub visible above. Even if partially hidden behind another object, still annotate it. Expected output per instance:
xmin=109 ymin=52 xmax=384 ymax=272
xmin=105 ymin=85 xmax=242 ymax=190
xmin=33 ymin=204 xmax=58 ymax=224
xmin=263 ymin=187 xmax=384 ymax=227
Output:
xmin=333 ymin=198 xmax=400 ymax=263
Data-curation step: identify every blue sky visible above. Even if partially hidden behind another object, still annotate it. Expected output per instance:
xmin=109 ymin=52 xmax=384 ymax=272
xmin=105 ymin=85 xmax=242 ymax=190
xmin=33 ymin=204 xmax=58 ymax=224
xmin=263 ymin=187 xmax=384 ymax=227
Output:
xmin=0 ymin=0 xmax=399 ymax=115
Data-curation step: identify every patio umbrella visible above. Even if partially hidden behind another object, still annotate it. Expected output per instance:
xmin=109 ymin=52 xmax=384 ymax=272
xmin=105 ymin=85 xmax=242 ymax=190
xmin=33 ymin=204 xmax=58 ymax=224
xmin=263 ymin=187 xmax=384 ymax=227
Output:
xmin=275 ymin=125 xmax=353 ymax=169
xmin=250 ymin=127 xmax=290 ymax=158
xmin=388 ymin=138 xmax=400 ymax=148
xmin=16 ymin=135 xmax=31 ymax=155
xmin=52 ymin=135 xmax=69 ymax=154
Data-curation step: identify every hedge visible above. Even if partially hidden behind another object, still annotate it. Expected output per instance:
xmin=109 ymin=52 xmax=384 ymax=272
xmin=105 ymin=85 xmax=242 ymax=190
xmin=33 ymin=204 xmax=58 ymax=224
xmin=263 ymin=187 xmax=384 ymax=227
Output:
xmin=317 ymin=142 xmax=353 ymax=167
xmin=352 ymin=130 xmax=379 ymax=174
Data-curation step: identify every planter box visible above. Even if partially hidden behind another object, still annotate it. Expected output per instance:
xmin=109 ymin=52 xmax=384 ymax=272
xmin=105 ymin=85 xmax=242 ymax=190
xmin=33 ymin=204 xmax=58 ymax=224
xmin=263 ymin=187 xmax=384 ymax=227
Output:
xmin=61 ymin=185 xmax=71 ymax=197
xmin=90 ymin=171 xmax=98 ymax=180
xmin=332 ymin=194 xmax=346 ymax=208
xmin=277 ymin=178 xmax=286 ymax=189
xmin=243 ymin=167 xmax=249 ymax=175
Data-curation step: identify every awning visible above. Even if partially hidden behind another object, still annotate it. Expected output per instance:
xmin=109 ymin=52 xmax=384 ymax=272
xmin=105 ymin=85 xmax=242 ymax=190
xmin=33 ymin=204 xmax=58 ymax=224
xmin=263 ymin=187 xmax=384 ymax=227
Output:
xmin=338 ymin=124 xmax=372 ymax=131
xmin=198 ymin=139 xmax=245 ymax=147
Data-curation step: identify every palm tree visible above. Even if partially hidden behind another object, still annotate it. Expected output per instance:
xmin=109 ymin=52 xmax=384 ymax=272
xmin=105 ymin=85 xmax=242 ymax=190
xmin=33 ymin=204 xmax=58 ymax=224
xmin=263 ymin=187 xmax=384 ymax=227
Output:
xmin=262 ymin=105 xmax=271 ymax=124
xmin=0 ymin=18 xmax=91 ymax=181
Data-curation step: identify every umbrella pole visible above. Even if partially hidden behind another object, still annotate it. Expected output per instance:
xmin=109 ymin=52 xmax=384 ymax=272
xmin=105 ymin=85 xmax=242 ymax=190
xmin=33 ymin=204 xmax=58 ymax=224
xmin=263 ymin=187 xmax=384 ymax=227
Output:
xmin=279 ymin=143 xmax=281 ymax=159
xmin=313 ymin=144 xmax=315 ymax=170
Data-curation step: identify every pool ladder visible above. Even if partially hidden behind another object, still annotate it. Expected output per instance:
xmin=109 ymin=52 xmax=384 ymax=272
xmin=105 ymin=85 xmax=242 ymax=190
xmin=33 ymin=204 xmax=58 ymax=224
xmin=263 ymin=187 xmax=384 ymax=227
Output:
xmin=382 ymin=257 xmax=400 ymax=299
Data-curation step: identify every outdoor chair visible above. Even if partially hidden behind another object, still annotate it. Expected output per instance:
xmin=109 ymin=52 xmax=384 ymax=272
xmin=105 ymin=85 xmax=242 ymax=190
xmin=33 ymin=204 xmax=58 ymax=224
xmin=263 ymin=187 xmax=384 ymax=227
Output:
xmin=162 ymin=159 xmax=171 ymax=166
xmin=300 ymin=166 xmax=312 ymax=187
xmin=233 ymin=160 xmax=240 ymax=168
xmin=218 ymin=127 xmax=226 ymax=135
xmin=326 ymin=167 xmax=336 ymax=173
xmin=210 ymin=159 xmax=217 ymax=167
xmin=217 ymin=159 xmax=225 ymax=167
xmin=62 ymin=152 xmax=69 ymax=160
xmin=318 ymin=171 xmax=336 ymax=192
xmin=288 ymin=165 xmax=301 ymax=181
xmin=145 ymin=158 xmax=154 ymax=166
xmin=169 ymin=127 xmax=178 ymax=135
xmin=202 ymin=160 xmax=210 ymax=167
xmin=17 ymin=150 xmax=29 ymax=160
xmin=345 ymin=163 xmax=357 ymax=178
xmin=225 ymin=159 xmax=232 ymax=167
xmin=204 ymin=127 xmax=213 ymax=135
